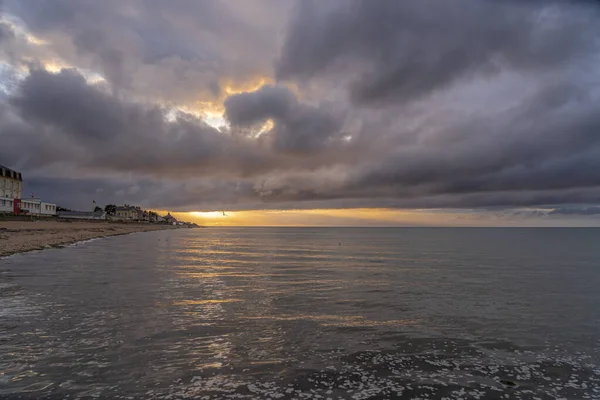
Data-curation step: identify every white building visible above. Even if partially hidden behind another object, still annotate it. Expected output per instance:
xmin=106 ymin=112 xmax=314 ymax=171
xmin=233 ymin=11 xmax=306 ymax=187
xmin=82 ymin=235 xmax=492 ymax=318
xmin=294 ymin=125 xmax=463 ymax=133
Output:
xmin=0 ymin=198 xmax=15 ymax=214
xmin=0 ymin=165 xmax=23 ymax=199
xmin=0 ymin=164 xmax=57 ymax=216
xmin=58 ymin=211 xmax=106 ymax=220
xmin=41 ymin=202 xmax=57 ymax=216
xmin=19 ymin=199 xmax=57 ymax=216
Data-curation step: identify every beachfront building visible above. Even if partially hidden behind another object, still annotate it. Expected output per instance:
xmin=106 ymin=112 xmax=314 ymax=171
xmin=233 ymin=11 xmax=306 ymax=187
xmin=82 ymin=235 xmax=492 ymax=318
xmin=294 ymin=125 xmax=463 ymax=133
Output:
xmin=41 ymin=202 xmax=57 ymax=216
xmin=0 ymin=198 xmax=15 ymax=214
xmin=0 ymin=165 xmax=23 ymax=200
xmin=164 ymin=212 xmax=177 ymax=225
xmin=18 ymin=199 xmax=57 ymax=216
xmin=115 ymin=206 xmax=140 ymax=220
xmin=114 ymin=205 xmax=148 ymax=221
xmin=58 ymin=211 xmax=106 ymax=220
xmin=0 ymin=164 xmax=57 ymax=216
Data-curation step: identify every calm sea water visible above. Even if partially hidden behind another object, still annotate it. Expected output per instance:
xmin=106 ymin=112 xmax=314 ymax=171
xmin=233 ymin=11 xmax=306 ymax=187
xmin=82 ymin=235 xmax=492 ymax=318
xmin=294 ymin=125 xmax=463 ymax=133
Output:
xmin=0 ymin=228 xmax=599 ymax=399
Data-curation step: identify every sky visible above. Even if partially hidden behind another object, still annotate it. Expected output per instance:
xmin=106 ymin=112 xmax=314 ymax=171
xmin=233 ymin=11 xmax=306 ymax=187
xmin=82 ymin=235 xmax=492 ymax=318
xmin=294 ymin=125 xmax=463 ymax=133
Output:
xmin=2 ymin=0 xmax=600 ymax=226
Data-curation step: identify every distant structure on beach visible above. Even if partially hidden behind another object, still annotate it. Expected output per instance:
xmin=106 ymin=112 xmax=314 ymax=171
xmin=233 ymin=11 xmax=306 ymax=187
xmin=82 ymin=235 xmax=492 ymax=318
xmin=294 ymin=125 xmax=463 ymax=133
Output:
xmin=164 ymin=212 xmax=178 ymax=225
xmin=19 ymin=198 xmax=57 ymax=216
xmin=114 ymin=205 xmax=147 ymax=221
xmin=57 ymin=211 xmax=107 ymax=220
xmin=0 ymin=164 xmax=57 ymax=216
xmin=1 ymin=176 xmax=196 ymax=226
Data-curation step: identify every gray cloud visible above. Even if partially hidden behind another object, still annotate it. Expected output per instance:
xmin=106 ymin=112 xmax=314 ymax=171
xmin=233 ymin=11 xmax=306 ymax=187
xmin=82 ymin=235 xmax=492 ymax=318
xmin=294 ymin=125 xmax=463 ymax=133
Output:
xmin=23 ymin=175 xmax=265 ymax=212
xmin=277 ymin=0 xmax=598 ymax=104
xmin=0 ymin=68 xmax=352 ymax=204
xmin=1 ymin=0 xmax=600 ymax=218
xmin=0 ymin=22 xmax=15 ymax=43
xmin=2 ymin=68 xmax=261 ymax=177
xmin=548 ymin=206 xmax=600 ymax=216
xmin=225 ymin=85 xmax=296 ymax=125
xmin=225 ymin=85 xmax=346 ymax=152
xmin=4 ymin=0 xmax=287 ymax=104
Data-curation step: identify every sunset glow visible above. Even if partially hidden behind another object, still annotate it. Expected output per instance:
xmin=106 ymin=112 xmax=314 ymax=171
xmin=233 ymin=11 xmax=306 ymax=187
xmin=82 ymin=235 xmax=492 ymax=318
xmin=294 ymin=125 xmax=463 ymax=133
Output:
xmin=149 ymin=208 xmax=600 ymax=227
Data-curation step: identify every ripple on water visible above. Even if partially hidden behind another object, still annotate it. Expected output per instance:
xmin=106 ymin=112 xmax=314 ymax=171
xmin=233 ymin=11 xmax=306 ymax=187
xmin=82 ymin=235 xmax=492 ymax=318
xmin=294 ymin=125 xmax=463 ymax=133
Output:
xmin=113 ymin=338 xmax=600 ymax=400
xmin=1 ymin=228 xmax=600 ymax=399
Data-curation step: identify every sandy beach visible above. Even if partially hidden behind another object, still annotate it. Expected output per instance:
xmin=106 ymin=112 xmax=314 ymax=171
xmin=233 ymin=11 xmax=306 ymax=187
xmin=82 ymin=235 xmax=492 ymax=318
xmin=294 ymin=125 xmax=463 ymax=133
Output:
xmin=0 ymin=220 xmax=174 ymax=257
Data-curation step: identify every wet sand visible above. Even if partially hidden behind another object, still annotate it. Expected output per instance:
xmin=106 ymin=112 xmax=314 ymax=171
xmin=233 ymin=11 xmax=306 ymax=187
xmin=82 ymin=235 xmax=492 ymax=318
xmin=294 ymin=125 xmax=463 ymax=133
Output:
xmin=0 ymin=220 xmax=174 ymax=257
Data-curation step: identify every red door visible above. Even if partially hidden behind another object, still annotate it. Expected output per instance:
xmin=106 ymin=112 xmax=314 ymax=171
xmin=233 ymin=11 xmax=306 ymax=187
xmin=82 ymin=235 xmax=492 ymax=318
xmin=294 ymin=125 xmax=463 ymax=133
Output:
xmin=13 ymin=199 xmax=21 ymax=214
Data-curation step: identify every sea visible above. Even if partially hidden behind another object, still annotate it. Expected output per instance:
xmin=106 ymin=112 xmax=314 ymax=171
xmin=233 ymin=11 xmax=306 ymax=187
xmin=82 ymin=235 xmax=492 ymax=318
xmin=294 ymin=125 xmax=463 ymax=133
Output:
xmin=0 ymin=227 xmax=599 ymax=399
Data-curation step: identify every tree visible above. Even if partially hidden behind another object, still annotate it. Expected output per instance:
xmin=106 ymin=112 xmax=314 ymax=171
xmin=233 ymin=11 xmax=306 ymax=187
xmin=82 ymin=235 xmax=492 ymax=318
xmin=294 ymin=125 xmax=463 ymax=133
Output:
xmin=104 ymin=204 xmax=117 ymax=215
xmin=56 ymin=206 xmax=71 ymax=212
xmin=94 ymin=206 xmax=103 ymax=212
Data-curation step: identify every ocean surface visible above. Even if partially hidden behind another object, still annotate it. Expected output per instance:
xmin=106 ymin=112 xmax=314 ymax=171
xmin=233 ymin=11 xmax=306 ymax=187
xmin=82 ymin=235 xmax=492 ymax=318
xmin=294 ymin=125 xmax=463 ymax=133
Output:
xmin=0 ymin=227 xmax=599 ymax=399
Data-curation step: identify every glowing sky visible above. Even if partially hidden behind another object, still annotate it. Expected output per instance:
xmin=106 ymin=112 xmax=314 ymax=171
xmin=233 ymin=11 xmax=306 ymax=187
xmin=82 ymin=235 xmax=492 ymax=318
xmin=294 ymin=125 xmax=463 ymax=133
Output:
xmin=2 ymin=0 xmax=600 ymax=226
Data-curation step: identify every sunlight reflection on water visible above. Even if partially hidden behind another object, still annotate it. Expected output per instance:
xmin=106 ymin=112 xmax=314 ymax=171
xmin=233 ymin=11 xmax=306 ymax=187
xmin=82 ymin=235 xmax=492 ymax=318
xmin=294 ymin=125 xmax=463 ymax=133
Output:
xmin=1 ymin=228 xmax=600 ymax=399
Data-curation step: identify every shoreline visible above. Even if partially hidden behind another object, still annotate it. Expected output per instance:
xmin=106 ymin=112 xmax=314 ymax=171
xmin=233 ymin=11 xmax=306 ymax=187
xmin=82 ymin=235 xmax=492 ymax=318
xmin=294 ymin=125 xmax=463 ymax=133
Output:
xmin=0 ymin=220 xmax=176 ymax=258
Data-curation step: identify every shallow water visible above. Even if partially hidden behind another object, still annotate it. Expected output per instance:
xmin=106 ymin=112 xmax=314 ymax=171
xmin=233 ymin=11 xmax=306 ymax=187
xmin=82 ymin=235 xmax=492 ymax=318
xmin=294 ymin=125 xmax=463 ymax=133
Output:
xmin=1 ymin=227 xmax=599 ymax=399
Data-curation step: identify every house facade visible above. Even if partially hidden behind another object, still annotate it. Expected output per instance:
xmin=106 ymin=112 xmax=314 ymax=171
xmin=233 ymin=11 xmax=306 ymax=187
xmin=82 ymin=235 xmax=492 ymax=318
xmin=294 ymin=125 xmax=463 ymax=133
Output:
xmin=0 ymin=198 xmax=16 ymax=214
xmin=164 ymin=212 xmax=177 ymax=225
xmin=115 ymin=206 xmax=138 ymax=220
xmin=0 ymin=165 xmax=23 ymax=200
xmin=115 ymin=206 xmax=147 ymax=221
xmin=18 ymin=199 xmax=57 ymax=216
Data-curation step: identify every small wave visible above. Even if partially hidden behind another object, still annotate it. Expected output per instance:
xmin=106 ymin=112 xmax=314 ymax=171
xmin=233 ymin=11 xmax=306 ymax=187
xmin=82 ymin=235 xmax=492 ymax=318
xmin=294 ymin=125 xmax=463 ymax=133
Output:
xmin=66 ymin=238 xmax=102 ymax=247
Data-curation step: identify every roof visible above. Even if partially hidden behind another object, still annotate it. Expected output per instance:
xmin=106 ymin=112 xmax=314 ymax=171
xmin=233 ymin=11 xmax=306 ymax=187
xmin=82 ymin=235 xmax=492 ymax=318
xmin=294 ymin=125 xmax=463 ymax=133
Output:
xmin=116 ymin=206 xmax=141 ymax=211
xmin=0 ymin=164 xmax=23 ymax=181
xmin=164 ymin=212 xmax=177 ymax=220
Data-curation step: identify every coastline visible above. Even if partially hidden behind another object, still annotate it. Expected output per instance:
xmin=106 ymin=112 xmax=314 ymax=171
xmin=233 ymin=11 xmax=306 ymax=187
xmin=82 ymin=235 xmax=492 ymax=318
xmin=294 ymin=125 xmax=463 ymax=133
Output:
xmin=0 ymin=220 xmax=176 ymax=258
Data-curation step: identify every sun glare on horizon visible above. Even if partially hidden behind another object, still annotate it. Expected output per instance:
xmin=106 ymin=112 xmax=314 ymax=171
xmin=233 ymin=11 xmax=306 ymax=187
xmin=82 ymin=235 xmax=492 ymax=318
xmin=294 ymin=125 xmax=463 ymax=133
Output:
xmin=190 ymin=211 xmax=229 ymax=219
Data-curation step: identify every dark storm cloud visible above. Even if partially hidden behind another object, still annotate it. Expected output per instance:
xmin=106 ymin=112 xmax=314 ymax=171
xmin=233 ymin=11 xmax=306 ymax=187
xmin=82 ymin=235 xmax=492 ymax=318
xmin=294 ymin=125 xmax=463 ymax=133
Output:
xmin=2 ymin=68 xmax=264 ymax=176
xmin=23 ymin=176 xmax=263 ymax=212
xmin=12 ymin=68 xmax=124 ymax=141
xmin=4 ymin=0 xmax=286 ymax=103
xmin=277 ymin=0 xmax=596 ymax=104
xmin=0 ymin=68 xmax=350 ymax=182
xmin=225 ymin=85 xmax=345 ymax=152
xmin=225 ymin=85 xmax=296 ymax=125
xmin=0 ymin=22 xmax=15 ymax=43
xmin=2 ymin=0 xmax=600 ymax=215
